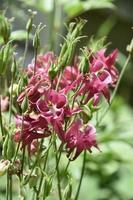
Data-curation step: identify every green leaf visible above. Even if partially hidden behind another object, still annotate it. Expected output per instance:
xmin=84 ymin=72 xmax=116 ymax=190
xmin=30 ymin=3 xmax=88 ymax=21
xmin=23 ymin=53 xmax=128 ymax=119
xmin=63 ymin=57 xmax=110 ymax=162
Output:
xmin=64 ymin=0 xmax=114 ymax=18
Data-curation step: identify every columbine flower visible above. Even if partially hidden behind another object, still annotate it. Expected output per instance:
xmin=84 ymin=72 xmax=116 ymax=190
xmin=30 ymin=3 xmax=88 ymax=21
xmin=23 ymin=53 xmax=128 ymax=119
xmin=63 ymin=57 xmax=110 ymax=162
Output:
xmin=75 ymin=70 xmax=112 ymax=106
xmin=37 ymin=89 xmax=67 ymax=140
xmin=17 ymin=74 xmax=51 ymax=106
xmin=27 ymin=52 xmax=55 ymax=76
xmin=13 ymin=114 xmax=50 ymax=151
xmin=90 ymin=49 xmax=118 ymax=84
xmin=63 ymin=119 xmax=98 ymax=160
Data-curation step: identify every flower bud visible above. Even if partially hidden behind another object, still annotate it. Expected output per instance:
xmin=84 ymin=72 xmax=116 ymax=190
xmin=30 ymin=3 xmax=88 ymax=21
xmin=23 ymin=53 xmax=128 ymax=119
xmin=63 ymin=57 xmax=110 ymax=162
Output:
xmin=0 ymin=42 xmax=12 ymax=75
xmin=43 ymin=176 xmax=53 ymax=198
xmin=0 ymin=14 xmax=11 ymax=43
xmin=63 ymin=182 xmax=72 ymax=200
xmin=127 ymin=38 xmax=133 ymax=54
xmin=0 ymin=160 xmax=10 ymax=176
xmin=21 ymin=95 xmax=28 ymax=113
xmin=26 ymin=10 xmax=37 ymax=33
xmin=28 ymin=174 xmax=38 ymax=188
xmin=6 ymin=135 xmax=15 ymax=160
xmin=2 ymin=134 xmax=9 ymax=158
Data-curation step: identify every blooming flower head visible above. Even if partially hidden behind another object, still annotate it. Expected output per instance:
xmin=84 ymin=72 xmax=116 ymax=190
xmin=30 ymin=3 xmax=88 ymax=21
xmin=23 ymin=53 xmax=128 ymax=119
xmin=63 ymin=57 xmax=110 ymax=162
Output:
xmin=63 ymin=119 xmax=98 ymax=160
xmin=90 ymin=49 xmax=118 ymax=85
xmin=27 ymin=52 xmax=55 ymax=76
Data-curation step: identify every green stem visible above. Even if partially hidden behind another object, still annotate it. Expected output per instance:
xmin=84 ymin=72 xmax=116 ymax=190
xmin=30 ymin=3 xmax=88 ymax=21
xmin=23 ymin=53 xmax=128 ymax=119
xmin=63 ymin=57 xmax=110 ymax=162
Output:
xmin=24 ymin=140 xmax=44 ymax=185
xmin=6 ymin=173 xmax=9 ymax=200
xmin=64 ymin=160 xmax=70 ymax=175
xmin=12 ymin=142 xmax=21 ymax=164
xmin=0 ymin=94 xmax=4 ymax=139
xmin=36 ymin=138 xmax=53 ymax=199
xmin=9 ymin=175 xmax=12 ymax=200
xmin=97 ymin=53 xmax=131 ymax=126
xmin=48 ymin=0 xmax=56 ymax=51
xmin=54 ymin=141 xmax=62 ymax=200
xmin=23 ymin=32 xmax=29 ymax=67
xmin=34 ymin=48 xmax=38 ymax=76
xmin=9 ymin=67 xmax=15 ymax=124
xmin=21 ymin=147 xmax=25 ymax=179
xmin=74 ymin=151 xmax=86 ymax=200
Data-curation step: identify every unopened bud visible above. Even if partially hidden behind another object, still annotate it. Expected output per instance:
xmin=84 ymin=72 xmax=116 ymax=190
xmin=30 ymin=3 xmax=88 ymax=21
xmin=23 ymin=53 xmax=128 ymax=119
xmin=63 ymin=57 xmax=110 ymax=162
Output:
xmin=0 ymin=159 xmax=10 ymax=176
xmin=21 ymin=95 xmax=28 ymax=113
xmin=0 ymin=14 xmax=11 ymax=43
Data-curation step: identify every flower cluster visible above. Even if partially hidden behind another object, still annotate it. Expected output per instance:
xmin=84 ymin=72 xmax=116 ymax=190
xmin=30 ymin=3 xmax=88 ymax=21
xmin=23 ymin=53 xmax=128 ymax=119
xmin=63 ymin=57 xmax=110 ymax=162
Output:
xmin=13 ymin=49 xmax=118 ymax=160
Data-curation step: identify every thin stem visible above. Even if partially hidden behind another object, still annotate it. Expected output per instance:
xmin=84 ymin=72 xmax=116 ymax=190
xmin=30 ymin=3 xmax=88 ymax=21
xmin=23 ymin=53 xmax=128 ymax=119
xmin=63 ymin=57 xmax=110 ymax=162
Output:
xmin=12 ymin=142 xmax=21 ymax=164
xmin=9 ymin=175 xmax=12 ymax=200
xmin=34 ymin=48 xmax=38 ymax=76
xmin=54 ymin=141 xmax=62 ymax=200
xmin=97 ymin=53 xmax=131 ymax=126
xmin=55 ymin=70 xmax=63 ymax=91
xmin=74 ymin=151 xmax=86 ymax=200
xmin=36 ymin=138 xmax=53 ymax=199
xmin=23 ymin=32 xmax=29 ymax=67
xmin=48 ymin=0 xmax=56 ymax=50
xmin=6 ymin=173 xmax=9 ymax=200
xmin=64 ymin=160 xmax=70 ymax=175
xmin=0 ymin=94 xmax=4 ymax=139
xmin=24 ymin=140 xmax=44 ymax=185
xmin=21 ymin=147 xmax=25 ymax=179
xmin=9 ymin=67 xmax=15 ymax=124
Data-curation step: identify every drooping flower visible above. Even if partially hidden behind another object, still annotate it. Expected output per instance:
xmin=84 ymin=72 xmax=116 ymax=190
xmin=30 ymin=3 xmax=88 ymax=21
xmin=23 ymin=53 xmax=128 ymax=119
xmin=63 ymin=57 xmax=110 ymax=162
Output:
xmin=37 ymin=89 xmax=67 ymax=140
xmin=63 ymin=119 xmax=98 ymax=160
xmin=17 ymin=73 xmax=51 ymax=106
xmin=90 ymin=49 xmax=118 ymax=85
xmin=27 ymin=52 xmax=55 ymax=76
xmin=13 ymin=114 xmax=50 ymax=151
xmin=75 ymin=70 xmax=112 ymax=106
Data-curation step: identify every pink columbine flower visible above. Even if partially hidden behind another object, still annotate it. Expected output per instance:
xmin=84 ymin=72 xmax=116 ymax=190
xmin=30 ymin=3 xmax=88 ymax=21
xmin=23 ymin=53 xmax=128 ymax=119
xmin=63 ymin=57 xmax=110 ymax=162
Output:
xmin=37 ymin=89 xmax=67 ymax=140
xmin=90 ymin=49 xmax=118 ymax=85
xmin=17 ymin=74 xmax=51 ymax=106
xmin=63 ymin=119 xmax=98 ymax=160
xmin=75 ymin=70 xmax=112 ymax=106
xmin=27 ymin=52 xmax=55 ymax=76
xmin=13 ymin=114 xmax=50 ymax=150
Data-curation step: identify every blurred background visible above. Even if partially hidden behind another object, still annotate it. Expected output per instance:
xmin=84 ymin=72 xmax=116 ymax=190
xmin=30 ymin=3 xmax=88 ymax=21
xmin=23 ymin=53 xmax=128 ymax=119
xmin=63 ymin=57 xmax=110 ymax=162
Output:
xmin=0 ymin=0 xmax=133 ymax=199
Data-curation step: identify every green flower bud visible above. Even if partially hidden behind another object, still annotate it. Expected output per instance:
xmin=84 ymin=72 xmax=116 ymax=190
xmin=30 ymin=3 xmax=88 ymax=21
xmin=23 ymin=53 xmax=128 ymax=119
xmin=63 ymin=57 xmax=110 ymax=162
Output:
xmin=33 ymin=23 xmax=45 ymax=49
xmin=21 ymin=95 xmax=28 ymax=113
xmin=0 ymin=159 xmax=10 ymax=176
xmin=6 ymin=136 xmax=15 ymax=160
xmin=127 ymin=38 xmax=133 ymax=54
xmin=11 ymin=58 xmax=17 ymax=75
xmin=28 ymin=174 xmax=38 ymax=188
xmin=2 ymin=134 xmax=9 ymax=158
xmin=26 ymin=10 xmax=37 ymax=33
xmin=43 ymin=176 xmax=53 ymax=198
xmin=63 ymin=182 xmax=72 ymax=200
xmin=0 ymin=14 xmax=11 ymax=43
xmin=33 ymin=32 xmax=40 ymax=49
xmin=0 ymin=42 xmax=12 ymax=75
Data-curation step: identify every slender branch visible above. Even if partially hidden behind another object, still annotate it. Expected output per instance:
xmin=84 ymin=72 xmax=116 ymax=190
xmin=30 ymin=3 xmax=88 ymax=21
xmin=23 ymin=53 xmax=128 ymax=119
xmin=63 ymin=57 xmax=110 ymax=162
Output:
xmin=23 ymin=32 xmax=29 ymax=67
xmin=48 ymin=0 xmax=56 ymax=51
xmin=36 ymin=137 xmax=53 ymax=199
xmin=54 ymin=141 xmax=62 ymax=200
xmin=74 ymin=151 xmax=86 ymax=200
xmin=0 ymin=94 xmax=4 ymax=139
xmin=9 ymin=174 xmax=12 ymax=200
xmin=6 ymin=173 xmax=9 ymax=200
xmin=34 ymin=48 xmax=38 ymax=76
